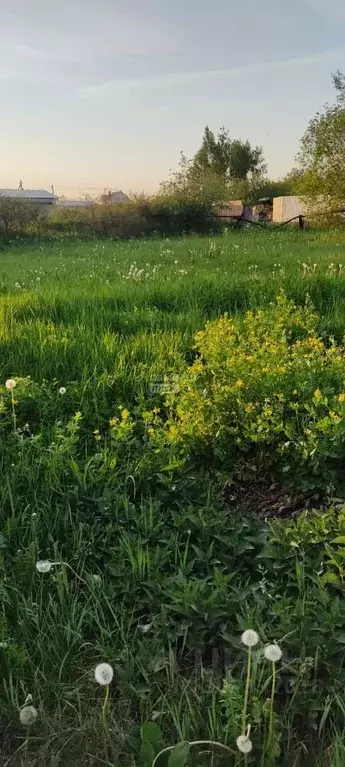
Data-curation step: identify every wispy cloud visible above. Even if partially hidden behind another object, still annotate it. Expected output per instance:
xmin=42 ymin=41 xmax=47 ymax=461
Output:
xmin=79 ymin=48 xmax=345 ymax=99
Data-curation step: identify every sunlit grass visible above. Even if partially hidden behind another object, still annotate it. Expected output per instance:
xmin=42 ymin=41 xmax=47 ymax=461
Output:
xmin=2 ymin=228 xmax=345 ymax=765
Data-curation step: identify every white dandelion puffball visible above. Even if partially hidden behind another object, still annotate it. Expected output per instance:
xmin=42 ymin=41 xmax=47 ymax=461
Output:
xmin=236 ymin=735 xmax=253 ymax=754
xmin=241 ymin=629 xmax=259 ymax=647
xmin=59 ymin=387 xmax=66 ymax=395
xmin=95 ymin=662 xmax=114 ymax=686
xmin=5 ymin=379 xmax=16 ymax=390
xmin=36 ymin=560 xmax=53 ymax=573
xmin=264 ymin=644 xmax=282 ymax=663
xmin=20 ymin=705 xmax=38 ymax=726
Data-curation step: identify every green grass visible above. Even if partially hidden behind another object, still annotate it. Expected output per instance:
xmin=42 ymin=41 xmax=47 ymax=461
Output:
xmin=2 ymin=228 xmax=345 ymax=765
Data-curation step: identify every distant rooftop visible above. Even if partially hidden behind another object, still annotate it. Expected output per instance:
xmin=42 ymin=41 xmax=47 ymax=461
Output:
xmin=0 ymin=189 xmax=56 ymax=200
xmin=101 ymin=190 xmax=129 ymax=203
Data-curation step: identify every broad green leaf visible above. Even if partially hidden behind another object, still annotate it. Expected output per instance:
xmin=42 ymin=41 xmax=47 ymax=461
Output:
xmin=141 ymin=722 xmax=164 ymax=753
xmin=321 ymin=571 xmax=339 ymax=584
xmin=168 ymin=741 xmax=190 ymax=767
xmin=140 ymin=740 xmax=155 ymax=767
xmin=332 ymin=536 xmax=345 ymax=544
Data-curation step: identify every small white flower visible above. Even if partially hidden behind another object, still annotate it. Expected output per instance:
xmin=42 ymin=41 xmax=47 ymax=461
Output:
xmin=94 ymin=662 xmax=113 ymax=686
xmin=36 ymin=560 xmax=53 ymax=573
xmin=20 ymin=705 xmax=38 ymax=726
xmin=138 ymin=622 xmax=153 ymax=634
xmin=264 ymin=644 xmax=282 ymax=663
xmin=241 ymin=629 xmax=259 ymax=647
xmin=5 ymin=379 xmax=16 ymax=390
xmin=31 ymin=512 xmax=37 ymax=519
xmin=59 ymin=387 xmax=66 ymax=395
xmin=236 ymin=735 xmax=253 ymax=754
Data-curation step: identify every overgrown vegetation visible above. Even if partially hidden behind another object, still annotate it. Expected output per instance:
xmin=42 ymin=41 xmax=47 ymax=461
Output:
xmin=297 ymin=71 xmax=345 ymax=219
xmin=2 ymin=229 xmax=345 ymax=765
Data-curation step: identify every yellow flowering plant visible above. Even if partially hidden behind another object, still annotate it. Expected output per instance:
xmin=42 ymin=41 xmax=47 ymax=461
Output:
xmin=163 ymin=294 xmax=345 ymax=492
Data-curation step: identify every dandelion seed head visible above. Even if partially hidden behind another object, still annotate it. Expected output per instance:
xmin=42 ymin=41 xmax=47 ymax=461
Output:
xmin=94 ymin=662 xmax=113 ymax=686
xmin=20 ymin=705 xmax=38 ymax=726
xmin=138 ymin=622 xmax=152 ymax=634
xmin=241 ymin=629 xmax=259 ymax=647
xmin=5 ymin=379 xmax=16 ymax=390
xmin=264 ymin=644 xmax=282 ymax=662
xmin=59 ymin=387 xmax=66 ymax=395
xmin=236 ymin=735 xmax=253 ymax=754
xmin=36 ymin=560 xmax=53 ymax=573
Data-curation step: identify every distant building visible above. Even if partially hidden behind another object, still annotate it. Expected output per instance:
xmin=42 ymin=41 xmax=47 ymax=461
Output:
xmin=253 ymin=198 xmax=273 ymax=222
xmin=56 ymin=199 xmax=93 ymax=209
xmin=273 ymin=196 xmax=305 ymax=223
xmin=217 ymin=200 xmax=243 ymax=218
xmin=0 ymin=187 xmax=57 ymax=206
xmin=101 ymin=190 xmax=129 ymax=204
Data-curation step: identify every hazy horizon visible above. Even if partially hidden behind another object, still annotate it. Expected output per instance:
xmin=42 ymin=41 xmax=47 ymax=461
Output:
xmin=1 ymin=0 xmax=345 ymax=197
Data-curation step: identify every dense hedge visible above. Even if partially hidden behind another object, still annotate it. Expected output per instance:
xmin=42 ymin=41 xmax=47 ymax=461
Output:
xmin=0 ymin=197 xmax=222 ymax=239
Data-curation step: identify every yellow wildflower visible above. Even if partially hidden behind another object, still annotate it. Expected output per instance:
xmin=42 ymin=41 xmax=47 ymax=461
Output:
xmin=313 ymin=388 xmax=322 ymax=401
xmin=121 ymin=408 xmax=130 ymax=421
xmin=329 ymin=411 xmax=341 ymax=424
xmin=338 ymin=393 xmax=345 ymax=403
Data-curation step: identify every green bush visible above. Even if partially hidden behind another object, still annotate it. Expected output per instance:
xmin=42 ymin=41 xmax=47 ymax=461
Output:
xmin=164 ymin=294 xmax=345 ymax=491
xmin=0 ymin=196 xmax=44 ymax=237
xmin=47 ymin=201 xmax=149 ymax=238
xmin=46 ymin=199 xmax=219 ymax=239
xmin=147 ymin=199 xmax=220 ymax=235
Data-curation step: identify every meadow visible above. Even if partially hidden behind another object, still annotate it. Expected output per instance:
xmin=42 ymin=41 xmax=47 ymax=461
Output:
xmin=2 ymin=228 xmax=345 ymax=765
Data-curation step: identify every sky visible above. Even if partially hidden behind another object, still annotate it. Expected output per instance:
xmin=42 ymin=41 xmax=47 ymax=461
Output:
xmin=1 ymin=0 xmax=345 ymax=198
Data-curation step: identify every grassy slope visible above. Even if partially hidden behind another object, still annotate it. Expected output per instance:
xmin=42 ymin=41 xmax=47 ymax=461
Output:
xmin=1 ymin=229 xmax=345 ymax=765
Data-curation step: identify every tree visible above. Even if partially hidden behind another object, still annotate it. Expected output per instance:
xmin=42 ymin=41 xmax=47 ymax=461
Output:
xmin=297 ymin=71 xmax=345 ymax=212
xmin=0 ymin=196 xmax=42 ymax=235
xmin=159 ymin=151 xmax=232 ymax=206
xmin=190 ymin=126 xmax=266 ymax=181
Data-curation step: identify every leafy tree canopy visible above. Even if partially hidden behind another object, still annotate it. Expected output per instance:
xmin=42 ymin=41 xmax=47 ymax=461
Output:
xmin=297 ymin=71 xmax=345 ymax=210
xmin=190 ymin=126 xmax=266 ymax=181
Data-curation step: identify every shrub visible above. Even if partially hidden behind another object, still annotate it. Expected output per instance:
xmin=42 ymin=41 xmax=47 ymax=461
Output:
xmin=0 ymin=196 xmax=43 ymax=236
xmin=147 ymin=199 xmax=220 ymax=235
xmin=47 ymin=199 xmax=219 ymax=238
xmin=164 ymin=293 xmax=345 ymax=492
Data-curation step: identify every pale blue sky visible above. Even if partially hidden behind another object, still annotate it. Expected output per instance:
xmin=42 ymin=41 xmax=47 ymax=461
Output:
xmin=1 ymin=0 xmax=345 ymax=196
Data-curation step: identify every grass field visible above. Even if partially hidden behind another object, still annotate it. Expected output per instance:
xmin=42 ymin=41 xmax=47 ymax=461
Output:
xmin=2 ymin=228 xmax=345 ymax=766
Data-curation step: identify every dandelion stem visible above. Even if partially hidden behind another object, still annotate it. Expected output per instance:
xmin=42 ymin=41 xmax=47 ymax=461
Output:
xmin=242 ymin=646 xmax=252 ymax=735
xmin=268 ymin=661 xmax=277 ymax=748
xmin=11 ymin=391 xmax=16 ymax=431
xmin=152 ymin=741 xmax=235 ymax=767
xmin=102 ymin=684 xmax=110 ymax=729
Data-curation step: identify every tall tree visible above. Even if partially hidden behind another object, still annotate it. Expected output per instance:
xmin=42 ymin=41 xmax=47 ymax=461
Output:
xmin=191 ymin=126 xmax=266 ymax=181
xmin=297 ymin=71 xmax=345 ymax=209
